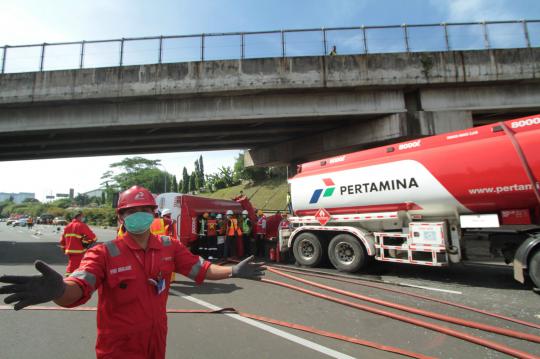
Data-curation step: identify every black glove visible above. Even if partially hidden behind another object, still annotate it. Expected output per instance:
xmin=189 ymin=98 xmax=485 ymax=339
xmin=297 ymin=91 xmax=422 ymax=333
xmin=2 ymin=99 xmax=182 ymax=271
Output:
xmin=0 ymin=260 xmax=66 ymax=311
xmin=231 ymin=255 xmax=265 ymax=280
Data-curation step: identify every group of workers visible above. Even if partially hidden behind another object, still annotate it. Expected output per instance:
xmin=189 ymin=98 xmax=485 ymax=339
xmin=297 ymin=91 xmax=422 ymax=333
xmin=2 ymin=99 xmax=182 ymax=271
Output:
xmin=196 ymin=209 xmax=268 ymax=260
xmin=0 ymin=185 xmax=264 ymax=359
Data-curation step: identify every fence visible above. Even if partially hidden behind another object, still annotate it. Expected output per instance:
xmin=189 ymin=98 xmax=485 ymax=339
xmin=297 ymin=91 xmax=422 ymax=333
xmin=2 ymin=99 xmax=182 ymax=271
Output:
xmin=1 ymin=20 xmax=539 ymax=74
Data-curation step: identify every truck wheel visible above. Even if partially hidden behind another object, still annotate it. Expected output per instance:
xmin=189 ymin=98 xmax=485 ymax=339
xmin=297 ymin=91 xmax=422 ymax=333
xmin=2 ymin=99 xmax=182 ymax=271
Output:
xmin=293 ymin=232 xmax=323 ymax=267
xmin=529 ymin=250 xmax=540 ymax=290
xmin=328 ymin=234 xmax=367 ymax=272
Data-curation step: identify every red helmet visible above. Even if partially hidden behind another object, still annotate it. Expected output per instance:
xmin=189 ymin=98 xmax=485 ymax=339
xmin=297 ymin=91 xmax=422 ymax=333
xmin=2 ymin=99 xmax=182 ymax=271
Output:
xmin=117 ymin=185 xmax=157 ymax=213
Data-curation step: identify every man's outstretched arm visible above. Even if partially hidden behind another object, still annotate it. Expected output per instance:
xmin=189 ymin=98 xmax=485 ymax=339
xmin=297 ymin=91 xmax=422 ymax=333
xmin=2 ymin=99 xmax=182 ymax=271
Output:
xmin=205 ymin=256 xmax=265 ymax=280
xmin=0 ymin=260 xmax=83 ymax=310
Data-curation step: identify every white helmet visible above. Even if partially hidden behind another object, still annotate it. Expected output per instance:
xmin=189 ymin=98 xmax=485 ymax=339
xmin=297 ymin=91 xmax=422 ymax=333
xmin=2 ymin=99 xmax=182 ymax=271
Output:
xmin=226 ymin=210 xmax=233 ymax=215
xmin=161 ymin=208 xmax=171 ymax=217
xmin=216 ymin=214 xmax=222 ymax=219
xmin=242 ymin=210 xmax=248 ymax=215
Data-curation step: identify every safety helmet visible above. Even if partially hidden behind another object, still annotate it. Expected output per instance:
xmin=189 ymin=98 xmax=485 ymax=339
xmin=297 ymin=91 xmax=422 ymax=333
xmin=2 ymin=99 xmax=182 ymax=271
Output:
xmin=242 ymin=210 xmax=248 ymax=215
xmin=161 ymin=208 xmax=171 ymax=217
xmin=116 ymin=185 xmax=157 ymax=213
xmin=216 ymin=214 xmax=222 ymax=219
xmin=73 ymin=209 xmax=83 ymax=217
xmin=226 ymin=210 xmax=233 ymax=216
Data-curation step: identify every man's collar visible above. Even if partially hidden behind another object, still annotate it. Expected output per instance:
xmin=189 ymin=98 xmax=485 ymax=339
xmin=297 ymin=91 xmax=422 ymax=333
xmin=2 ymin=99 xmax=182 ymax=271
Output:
xmin=122 ymin=232 xmax=162 ymax=250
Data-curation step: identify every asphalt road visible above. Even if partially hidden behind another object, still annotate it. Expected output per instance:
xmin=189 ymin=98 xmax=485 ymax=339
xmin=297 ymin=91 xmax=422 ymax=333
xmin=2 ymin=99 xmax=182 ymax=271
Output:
xmin=0 ymin=223 xmax=539 ymax=359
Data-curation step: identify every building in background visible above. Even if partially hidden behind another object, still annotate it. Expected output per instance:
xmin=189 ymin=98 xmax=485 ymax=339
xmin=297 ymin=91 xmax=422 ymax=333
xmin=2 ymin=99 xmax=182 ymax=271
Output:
xmin=0 ymin=192 xmax=35 ymax=203
xmin=83 ymin=188 xmax=104 ymax=198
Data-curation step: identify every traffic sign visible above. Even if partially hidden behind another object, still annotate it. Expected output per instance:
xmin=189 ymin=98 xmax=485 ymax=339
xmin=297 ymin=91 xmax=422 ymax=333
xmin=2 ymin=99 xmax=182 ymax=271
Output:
xmin=315 ymin=208 xmax=331 ymax=226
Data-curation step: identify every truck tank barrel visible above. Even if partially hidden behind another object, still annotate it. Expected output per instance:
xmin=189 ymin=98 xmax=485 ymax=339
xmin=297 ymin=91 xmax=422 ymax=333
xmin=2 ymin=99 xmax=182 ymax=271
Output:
xmin=290 ymin=114 xmax=540 ymax=217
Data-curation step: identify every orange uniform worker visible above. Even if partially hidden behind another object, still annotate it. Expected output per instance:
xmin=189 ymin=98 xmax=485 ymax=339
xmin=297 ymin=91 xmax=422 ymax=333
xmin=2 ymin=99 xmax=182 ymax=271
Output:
xmin=60 ymin=211 xmax=97 ymax=276
xmin=225 ymin=210 xmax=242 ymax=258
xmin=150 ymin=208 xmax=176 ymax=238
xmin=0 ymin=185 xmax=265 ymax=359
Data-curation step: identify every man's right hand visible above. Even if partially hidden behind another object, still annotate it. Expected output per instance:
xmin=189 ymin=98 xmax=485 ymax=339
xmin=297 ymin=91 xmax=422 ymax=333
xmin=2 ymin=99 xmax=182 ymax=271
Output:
xmin=0 ymin=260 xmax=66 ymax=310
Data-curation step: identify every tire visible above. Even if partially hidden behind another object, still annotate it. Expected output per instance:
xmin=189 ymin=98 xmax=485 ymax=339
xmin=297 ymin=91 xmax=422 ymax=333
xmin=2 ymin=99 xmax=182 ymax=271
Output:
xmin=293 ymin=232 xmax=323 ymax=267
xmin=328 ymin=234 xmax=368 ymax=272
xmin=529 ymin=249 xmax=540 ymax=290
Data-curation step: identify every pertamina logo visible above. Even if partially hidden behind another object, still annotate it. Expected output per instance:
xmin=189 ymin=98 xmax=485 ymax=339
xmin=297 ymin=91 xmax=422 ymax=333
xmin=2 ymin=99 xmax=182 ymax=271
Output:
xmin=309 ymin=178 xmax=336 ymax=204
xmin=134 ymin=191 xmax=146 ymax=200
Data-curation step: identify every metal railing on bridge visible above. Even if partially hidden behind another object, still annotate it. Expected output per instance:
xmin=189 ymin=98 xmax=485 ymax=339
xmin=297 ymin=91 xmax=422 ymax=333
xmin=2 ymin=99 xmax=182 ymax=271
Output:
xmin=1 ymin=19 xmax=539 ymax=74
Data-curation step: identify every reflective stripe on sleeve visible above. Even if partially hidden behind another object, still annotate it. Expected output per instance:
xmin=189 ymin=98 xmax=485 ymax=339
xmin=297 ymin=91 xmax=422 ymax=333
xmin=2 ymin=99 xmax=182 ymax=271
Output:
xmin=70 ymin=270 xmax=97 ymax=289
xmin=65 ymin=249 xmax=86 ymax=254
xmin=188 ymin=257 xmax=205 ymax=281
xmin=64 ymin=233 xmax=83 ymax=238
xmin=161 ymin=235 xmax=171 ymax=246
xmin=104 ymin=241 xmax=120 ymax=257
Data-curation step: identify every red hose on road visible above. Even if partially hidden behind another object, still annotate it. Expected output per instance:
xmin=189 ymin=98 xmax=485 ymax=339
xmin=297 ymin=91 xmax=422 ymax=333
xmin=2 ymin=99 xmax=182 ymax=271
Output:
xmin=269 ymin=265 xmax=540 ymax=330
xmin=0 ymin=305 xmax=431 ymax=359
xmin=268 ymin=267 xmax=540 ymax=344
xmin=261 ymin=277 xmax=540 ymax=359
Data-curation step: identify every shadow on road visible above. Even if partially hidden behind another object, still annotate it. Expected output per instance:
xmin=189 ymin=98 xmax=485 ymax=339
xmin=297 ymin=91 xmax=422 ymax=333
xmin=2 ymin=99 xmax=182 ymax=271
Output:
xmin=0 ymin=241 xmax=67 ymax=264
xmin=289 ymin=259 xmax=530 ymax=291
xmin=170 ymin=281 xmax=241 ymax=295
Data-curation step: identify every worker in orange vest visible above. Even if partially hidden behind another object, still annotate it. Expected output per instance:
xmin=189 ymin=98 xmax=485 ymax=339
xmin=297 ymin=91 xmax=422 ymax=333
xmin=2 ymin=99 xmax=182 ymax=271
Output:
xmin=60 ymin=210 xmax=97 ymax=276
xmin=150 ymin=208 xmax=176 ymax=238
xmin=0 ymin=185 xmax=265 ymax=359
xmin=225 ymin=210 xmax=242 ymax=258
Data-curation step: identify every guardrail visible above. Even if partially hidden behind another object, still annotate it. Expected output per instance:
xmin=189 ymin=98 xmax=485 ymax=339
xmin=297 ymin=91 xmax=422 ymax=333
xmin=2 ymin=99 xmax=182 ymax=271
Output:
xmin=1 ymin=20 xmax=539 ymax=74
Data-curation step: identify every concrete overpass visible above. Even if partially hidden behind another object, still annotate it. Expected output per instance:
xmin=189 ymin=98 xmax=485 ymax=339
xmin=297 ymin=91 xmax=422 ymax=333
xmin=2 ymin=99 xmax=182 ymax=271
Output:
xmin=1 ymin=47 xmax=539 ymax=165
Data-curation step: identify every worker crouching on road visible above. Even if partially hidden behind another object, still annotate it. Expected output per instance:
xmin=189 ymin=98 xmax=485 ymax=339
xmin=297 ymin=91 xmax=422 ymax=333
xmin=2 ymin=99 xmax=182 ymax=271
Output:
xmin=60 ymin=210 xmax=97 ymax=276
xmin=0 ymin=185 xmax=265 ymax=359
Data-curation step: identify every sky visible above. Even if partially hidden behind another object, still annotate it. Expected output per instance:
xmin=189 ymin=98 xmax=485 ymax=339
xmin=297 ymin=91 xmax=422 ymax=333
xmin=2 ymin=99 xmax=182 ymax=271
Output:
xmin=1 ymin=0 xmax=539 ymax=201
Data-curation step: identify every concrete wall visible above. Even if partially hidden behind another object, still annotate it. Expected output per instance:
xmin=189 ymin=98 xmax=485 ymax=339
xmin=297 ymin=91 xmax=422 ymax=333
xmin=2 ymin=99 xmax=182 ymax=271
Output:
xmin=0 ymin=48 xmax=538 ymax=105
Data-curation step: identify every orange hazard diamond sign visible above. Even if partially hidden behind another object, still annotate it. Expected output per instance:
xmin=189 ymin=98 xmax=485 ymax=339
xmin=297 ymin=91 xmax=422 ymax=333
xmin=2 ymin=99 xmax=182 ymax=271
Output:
xmin=315 ymin=208 xmax=331 ymax=226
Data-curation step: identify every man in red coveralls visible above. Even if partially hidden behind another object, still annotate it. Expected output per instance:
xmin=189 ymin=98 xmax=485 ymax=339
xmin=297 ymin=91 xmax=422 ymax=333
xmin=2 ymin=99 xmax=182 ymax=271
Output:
xmin=0 ymin=185 xmax=264 ymax=359
xmin=60 ymin=210 xmax=97 ymax=276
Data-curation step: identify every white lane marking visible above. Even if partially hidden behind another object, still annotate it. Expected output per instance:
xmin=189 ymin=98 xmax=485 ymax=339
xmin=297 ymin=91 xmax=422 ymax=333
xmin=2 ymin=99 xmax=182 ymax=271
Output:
xmin=171 ymin=290 xmax=357 ymax=359
xmin=398 ymin=283 xmax=462 ymax=294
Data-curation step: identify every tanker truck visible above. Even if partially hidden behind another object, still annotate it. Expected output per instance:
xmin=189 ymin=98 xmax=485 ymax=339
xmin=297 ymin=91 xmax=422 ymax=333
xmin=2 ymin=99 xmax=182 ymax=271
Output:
xmin=279 ymin=114 xmax=540 ymax=289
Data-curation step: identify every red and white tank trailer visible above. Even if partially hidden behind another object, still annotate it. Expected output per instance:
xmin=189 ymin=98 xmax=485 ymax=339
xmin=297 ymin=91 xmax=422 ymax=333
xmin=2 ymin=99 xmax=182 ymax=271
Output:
xmin=279 ymin=114 xmax=540 ymax=289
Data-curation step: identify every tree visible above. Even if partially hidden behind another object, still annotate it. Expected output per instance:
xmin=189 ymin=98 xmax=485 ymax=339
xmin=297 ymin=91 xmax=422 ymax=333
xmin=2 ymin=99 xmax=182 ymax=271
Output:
xmin=172 ymin=175 xmax=178 ymax=192
xmin=100 ymin=156 xmax=174 ymax=194
xmin=189 ymin=172 xmax=197 ymax=193
xmin=75 ymin=193 xmax=90 ymax=206
xmin=181 ymin=167 xmax=189 ymax=193
xmin=198 ymin=155 xmax=205 ymax=187
xmin=23 ymin=198 xmax=40 ymax=203
xmin=194 ymin=160 xmax=203 ymax=190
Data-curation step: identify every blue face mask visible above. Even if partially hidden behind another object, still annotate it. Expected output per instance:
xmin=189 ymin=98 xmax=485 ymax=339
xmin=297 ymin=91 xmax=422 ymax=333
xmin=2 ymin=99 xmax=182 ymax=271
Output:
xmin=124 ymin=212 xmax=154 ymax=234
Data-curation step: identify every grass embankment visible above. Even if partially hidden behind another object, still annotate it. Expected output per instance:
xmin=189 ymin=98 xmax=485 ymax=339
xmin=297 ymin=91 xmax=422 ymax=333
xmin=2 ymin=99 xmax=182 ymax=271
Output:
xmin=201 ymin=178 xmax=288 ymax=212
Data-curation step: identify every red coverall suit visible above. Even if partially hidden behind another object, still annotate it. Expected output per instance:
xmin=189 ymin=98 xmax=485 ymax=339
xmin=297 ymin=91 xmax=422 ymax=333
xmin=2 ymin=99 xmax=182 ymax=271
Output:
xmin=65 ymin=232 xmax=210 ymax=359
xmin=60 ymin=218 xmax=97 ymax=275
